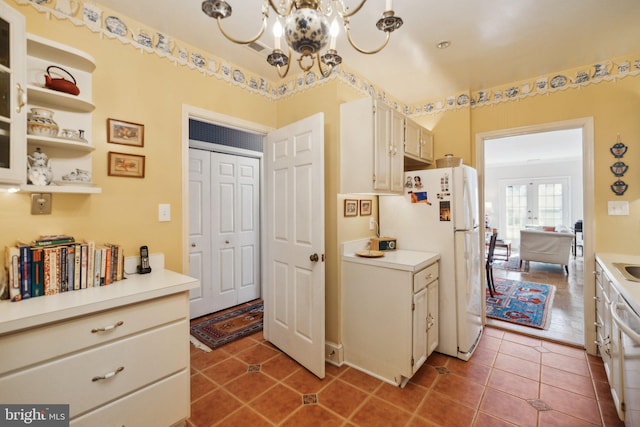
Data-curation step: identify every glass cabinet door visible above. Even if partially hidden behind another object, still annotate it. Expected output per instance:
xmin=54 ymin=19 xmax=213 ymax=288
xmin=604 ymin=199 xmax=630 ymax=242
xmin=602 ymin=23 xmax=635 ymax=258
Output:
xmin=0 ymin=2 xmax=25 ymax=185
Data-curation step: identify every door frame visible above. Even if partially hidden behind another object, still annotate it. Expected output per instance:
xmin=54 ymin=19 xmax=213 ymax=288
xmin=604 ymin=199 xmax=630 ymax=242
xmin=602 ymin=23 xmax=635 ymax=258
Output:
xmin=475 ymin=117 xmax=596 ymax=355
xmin=181 ymin=104 xmax=272 ymax=292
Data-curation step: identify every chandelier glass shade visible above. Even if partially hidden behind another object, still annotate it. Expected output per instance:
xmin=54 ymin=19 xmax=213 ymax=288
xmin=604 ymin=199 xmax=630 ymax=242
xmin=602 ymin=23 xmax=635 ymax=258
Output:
xmin=201 ymin=0 xmax=403 ymax=78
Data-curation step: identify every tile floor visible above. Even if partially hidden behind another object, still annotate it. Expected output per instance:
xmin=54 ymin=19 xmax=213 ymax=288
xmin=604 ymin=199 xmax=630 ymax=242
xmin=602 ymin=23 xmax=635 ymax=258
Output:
xmin=488 ymin=252 xmax=585 ymax=345
xmin=188 ymin=324 xmax=624 ymax=426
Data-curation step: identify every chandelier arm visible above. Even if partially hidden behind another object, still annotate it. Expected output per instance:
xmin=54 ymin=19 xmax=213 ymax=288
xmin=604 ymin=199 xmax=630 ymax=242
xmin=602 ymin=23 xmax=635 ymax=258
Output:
xmin=215 ymin=14 xmax=267 ymax=45
xmin=268 ymin=0 xmax=295 ymax=17
xmin=345 ymin=26 xmax=390 ymax=54
xmin=297 ymin=53 xmax=316 ymax=73
xmin=336 ymin=0 xmax=369 ymax=18
xmin=275 ymin=47 xmax=292 ymax=78
xmin=316 ymin=52 xmax=329 ymax=76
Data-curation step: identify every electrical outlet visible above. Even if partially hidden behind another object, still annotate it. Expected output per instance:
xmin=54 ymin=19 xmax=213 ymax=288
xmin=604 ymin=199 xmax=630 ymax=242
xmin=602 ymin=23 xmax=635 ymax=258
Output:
xmin=158 ymin=203 xmax=171 ymax=222
xmin=31 ymin=193 xmax=52 ymax=215
xmin=369 ymin=217 xmax=375 ymax=230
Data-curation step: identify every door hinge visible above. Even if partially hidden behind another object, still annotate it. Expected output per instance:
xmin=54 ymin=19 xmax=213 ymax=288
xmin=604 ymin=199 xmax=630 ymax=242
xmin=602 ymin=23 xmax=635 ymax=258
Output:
xmin=411 ymin=357 xmax=414 ymax=367
xmin=412 ymin=302 xmax=415 ymax=311
xmin=322 ymin=254 xmax=325 ymax=262
xmin=373 ymin=174 xmax=376 ymax=182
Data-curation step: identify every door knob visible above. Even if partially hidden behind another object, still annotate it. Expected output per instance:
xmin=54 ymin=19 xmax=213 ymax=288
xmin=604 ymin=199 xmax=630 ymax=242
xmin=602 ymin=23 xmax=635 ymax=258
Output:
xmin=191 ymin=243 xmax=196 ymax=247
xmin=310 ymin=253 xmax=319 ymax=262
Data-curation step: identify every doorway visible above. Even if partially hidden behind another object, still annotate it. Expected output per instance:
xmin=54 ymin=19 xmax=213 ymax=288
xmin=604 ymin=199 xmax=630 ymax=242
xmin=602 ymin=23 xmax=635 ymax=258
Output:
xmin=476 ymin=118 xmax=595 ymax=352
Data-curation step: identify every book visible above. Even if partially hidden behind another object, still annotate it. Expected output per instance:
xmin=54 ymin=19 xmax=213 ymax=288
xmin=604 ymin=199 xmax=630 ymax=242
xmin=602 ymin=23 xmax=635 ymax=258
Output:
xmin=60 ymin=246 xmax=68 ymax=292
xmin=66 ymin=244 xmax=75 ymax=291
xmin=18 ymin=244 xmax=31 ymax=299
xmin=86 ymin=241 xmax=95 ymax=288
xmin=33 ymin=235 xmax=75 ymax=247
xmin=100 ymin=247 xmax=107 ymax=286
xmin=80 ymin=243 xmax=88 ymax=289
xmin=116 ymin=245 xmax=124 ymax=281
xmin=73 ymin=243 xmax=81 ymax=290
xmin=103 ymin=245 xmax=112 ymax=286
xmin=30 ymin=247 xmax=44 ymax=297
xmin=5 ymin=246 xmax=21 ymax=302
xmin=93 ymin=248 xmax=102 ymax=287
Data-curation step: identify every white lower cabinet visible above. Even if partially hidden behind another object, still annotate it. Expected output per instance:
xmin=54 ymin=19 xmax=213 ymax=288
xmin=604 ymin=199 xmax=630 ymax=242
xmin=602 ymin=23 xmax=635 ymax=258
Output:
xmin=0 ymin=270 xmax=197 ymax=426
xmin=342 ymin=258 xmax=439 ymax=386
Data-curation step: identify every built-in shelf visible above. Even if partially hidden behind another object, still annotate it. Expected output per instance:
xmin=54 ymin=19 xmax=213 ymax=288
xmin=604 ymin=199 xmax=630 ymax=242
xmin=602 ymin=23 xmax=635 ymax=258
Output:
xmin=21 ymin=183 xmax=101 ymax=194
xmin=27 ymin=85 xmax=95 ymax=112
xmin=27 ymin=135 xmax=95 ymax=152
xmin=27 ymin=34 xmax=96 ymax=72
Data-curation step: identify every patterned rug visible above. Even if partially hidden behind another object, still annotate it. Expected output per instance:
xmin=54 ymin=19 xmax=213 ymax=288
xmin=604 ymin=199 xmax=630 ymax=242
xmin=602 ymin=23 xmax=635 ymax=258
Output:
xmin=190 ymin=300 xmax=263 ymax=351
xmin=486 ymin=279 xmax=555 ymax=329
xmin=494 ymin=257 xmax=522 ymax=271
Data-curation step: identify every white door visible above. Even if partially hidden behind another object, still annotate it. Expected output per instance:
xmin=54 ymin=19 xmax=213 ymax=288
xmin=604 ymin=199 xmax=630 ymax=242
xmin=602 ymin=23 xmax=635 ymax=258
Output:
xmin=264 ymin=113 xmax=325 ymax=379
xmin=189 ymin=149 xmax=260 ymax=319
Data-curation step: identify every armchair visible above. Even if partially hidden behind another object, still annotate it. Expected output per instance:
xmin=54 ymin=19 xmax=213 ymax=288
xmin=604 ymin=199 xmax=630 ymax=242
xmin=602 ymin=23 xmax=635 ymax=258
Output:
xmin=519 ymin=229 xmax=574 ymax=273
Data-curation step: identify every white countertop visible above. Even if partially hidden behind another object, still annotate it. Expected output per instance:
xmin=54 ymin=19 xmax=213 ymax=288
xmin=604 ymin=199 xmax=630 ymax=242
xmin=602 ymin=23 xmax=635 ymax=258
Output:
xmin=596 ymin=253 xmax=640 ymax=315
xmin=342 ymin=238 xmax=440 ymax=272
xmin=0 ymin=269 xmax=199 ymax=335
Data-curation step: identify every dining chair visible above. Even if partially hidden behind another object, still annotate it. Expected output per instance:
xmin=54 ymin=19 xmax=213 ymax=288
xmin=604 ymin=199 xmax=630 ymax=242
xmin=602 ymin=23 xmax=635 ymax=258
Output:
xmin=486 ymin=228 xmax=498 ymax=298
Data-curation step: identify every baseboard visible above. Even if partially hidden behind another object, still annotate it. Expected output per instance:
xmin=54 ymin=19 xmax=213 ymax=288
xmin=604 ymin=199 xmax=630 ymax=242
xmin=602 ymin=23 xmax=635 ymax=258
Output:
xmin=325 ymin=341 xmax=344 ymax=366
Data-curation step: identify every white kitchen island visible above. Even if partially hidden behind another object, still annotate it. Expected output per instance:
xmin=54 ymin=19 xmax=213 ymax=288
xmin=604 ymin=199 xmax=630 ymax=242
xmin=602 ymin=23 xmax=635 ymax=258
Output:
xmin=341 ymin=239 xmax=440 ymax=387
xmin=0 ymin=262 xmax=198 ymax=427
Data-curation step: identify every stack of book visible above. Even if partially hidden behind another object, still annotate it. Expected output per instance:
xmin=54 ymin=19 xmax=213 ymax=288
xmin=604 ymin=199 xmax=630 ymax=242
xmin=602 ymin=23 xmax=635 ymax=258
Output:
xmin=4 ymin=235 xmax=124 ymax=302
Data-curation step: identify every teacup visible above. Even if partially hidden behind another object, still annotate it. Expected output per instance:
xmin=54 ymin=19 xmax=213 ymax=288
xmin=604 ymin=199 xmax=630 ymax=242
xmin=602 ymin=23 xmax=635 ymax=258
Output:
xmin=82 ymin=3 xmax=102 ymax=27
xmin=535 ymin=77 xmax=548 ymax=91
xmin=60 ymin=129 xmax=79 ymax=139
xmin=155 ymin=33 xmax=175 ymax=54
xmin=132 ymin=29 xmax=153 ymax=48
xmin=592 ymin=61 xmax=611 ymax=78
xmin=55 ymin=0 xmax=79 ymax=16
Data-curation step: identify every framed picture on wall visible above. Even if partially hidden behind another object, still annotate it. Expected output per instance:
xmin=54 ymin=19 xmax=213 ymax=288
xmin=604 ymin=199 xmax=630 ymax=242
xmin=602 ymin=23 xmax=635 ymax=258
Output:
xmin=108 ymin=151 xmax=146 ymax=178
xmin=107 ymin=118 xmax=145 ymax=147
xmin=344 ymin=199 xmax=358 ymax=217
xmin=360 ymin=199 xmax=372 ymax=216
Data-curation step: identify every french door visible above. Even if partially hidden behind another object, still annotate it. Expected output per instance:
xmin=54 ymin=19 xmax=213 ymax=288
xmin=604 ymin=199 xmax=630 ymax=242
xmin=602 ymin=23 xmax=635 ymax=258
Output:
xmin=500 ymin=177 xmax=570 ymax=246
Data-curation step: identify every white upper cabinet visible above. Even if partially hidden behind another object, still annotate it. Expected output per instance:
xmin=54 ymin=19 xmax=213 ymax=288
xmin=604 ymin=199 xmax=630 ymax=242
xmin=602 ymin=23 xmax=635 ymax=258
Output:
xmin=405 ymin=117 xmax=434 ymax=167
xmin=0 ymin=3 xmax=27 ymax=186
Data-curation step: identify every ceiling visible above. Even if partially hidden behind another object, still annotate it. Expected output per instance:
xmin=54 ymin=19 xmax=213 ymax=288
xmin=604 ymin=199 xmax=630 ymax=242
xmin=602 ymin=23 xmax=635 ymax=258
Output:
xmin=484 ymin=129 xmax=582 ymax=167
xmin=98 ymin=0 xmax=640 ymax=104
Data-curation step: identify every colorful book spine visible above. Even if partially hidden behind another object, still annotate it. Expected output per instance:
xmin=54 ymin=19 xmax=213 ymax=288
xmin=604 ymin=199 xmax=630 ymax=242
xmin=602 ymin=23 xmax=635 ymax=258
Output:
xmin=116 ymin=245 xmax=124 ymax=281
xmin=19 ymin=245 xmax=31 ymax=299
xmin=86 ymin=241 xmax=95 ymax=288
xmin=67 ymin=245 xmax=75 ymax=291
xmin=103 ymin=245 xmax=112 ymax=286
xmin=80 ymin=243 xmax=88 ymax=289
xmin=33 ymin=237 xmax=75 ymax=247
xmin=59 ymin=246 xmax=68 ymax=292
xmin=30 ymin=248 xmax=44 ymax=297
xmin=50 ymin=248 xmax=59 ymax=295
xmin=93 ymin=248 xmax=102 ymax=287
xmin=73 ymin=243 xmax=81 ymax=290
xmin=5 ymin=246 xmax=21 ymax=302
xmin=100 ymin=247 xmax=107 ymax=286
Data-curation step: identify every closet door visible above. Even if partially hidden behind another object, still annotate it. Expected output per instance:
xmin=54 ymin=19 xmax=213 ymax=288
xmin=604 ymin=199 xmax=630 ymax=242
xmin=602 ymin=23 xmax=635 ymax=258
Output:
xmin=212 ymin=152 xmax=260 ymax=311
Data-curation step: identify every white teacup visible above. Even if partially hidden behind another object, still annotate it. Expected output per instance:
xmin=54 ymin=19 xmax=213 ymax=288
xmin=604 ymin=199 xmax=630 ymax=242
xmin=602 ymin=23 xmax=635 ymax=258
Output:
xmin=82 ymin=3 xmax=102 ymax=26
xmin=132 ymin=29 xmax=153 ymax=48
xmin=155 ymin=33 xmax=175 ymax=54
xmin=55 ymin=0 xmax=79 ymax=16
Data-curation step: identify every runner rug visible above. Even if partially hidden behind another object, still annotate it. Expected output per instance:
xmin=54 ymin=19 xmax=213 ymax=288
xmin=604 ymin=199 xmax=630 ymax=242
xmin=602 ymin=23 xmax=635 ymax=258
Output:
xmin=190 ymin=300 xmax=263 ymax=351
xmin=486 ymin=278 xmax=555 ymax=329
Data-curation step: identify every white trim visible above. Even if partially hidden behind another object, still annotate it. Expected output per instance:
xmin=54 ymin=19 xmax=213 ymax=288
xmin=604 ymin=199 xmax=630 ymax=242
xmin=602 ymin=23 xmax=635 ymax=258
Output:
xmin=476 ymin=117 xmax=596 ymax=354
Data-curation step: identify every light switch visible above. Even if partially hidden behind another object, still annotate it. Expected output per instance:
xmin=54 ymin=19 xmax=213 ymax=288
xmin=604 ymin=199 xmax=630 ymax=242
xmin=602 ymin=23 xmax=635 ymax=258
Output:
xmin=608 ymin=201 xmax=629 ymax=216
xmin=31 ymin=193 xmax=52 ymax=215
xmin=158 ymin=203 xmax=171 ymax=222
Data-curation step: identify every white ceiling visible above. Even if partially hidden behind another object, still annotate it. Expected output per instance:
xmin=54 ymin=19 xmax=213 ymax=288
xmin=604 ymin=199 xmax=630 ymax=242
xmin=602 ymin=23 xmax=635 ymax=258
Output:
xmin=97 ymin=0 xmax=640 ymax=104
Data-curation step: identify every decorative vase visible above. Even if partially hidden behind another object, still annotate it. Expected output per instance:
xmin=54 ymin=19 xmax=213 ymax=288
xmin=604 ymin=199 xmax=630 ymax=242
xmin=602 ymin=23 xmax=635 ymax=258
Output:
xmin=27 ymin=147 xmax=53 ymax=186
xmin=27 ymin=108 xmax=59 ymax=138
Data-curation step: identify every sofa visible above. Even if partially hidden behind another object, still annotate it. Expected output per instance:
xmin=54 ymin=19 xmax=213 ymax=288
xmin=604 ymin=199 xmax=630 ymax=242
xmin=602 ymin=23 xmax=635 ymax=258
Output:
xmin=519 ymin=229 xmax=574 ymax=273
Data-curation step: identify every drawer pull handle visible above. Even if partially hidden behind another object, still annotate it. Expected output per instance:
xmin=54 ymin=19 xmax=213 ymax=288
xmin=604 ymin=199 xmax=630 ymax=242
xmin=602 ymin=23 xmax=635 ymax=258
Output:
xmin=92 ymin=366 xmax=124 ymax=382
xmin=91 ymin=321 xmax=124 ymax=333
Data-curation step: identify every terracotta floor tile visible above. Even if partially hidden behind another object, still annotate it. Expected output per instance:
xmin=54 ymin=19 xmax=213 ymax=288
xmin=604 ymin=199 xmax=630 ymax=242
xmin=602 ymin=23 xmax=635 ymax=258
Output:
xmin=339 ymin=367 xmax=383 ymax=393
xmin=494 ymin=353 xmax=540 ymax=381
xmin=537 ymin=410 xmax=601 ymax=427
xmin=406 ymin=415 xmax=439 ymax=427
xmin=539 ymin=383 xmax=601 ymax=424
xmin=190 ymin=346 xmax=231 ymax=371
xmin=224 ymin=371 xmax=277 ymax=403
xmin=475 ymin=411 xmax=522 ymax=427
xmin=541 ymin=365 xmax=595 ymax=398
xmin=235 ymin=342 xmax=280 ymax=365
xmin=350 ymin=396 xmax=412 ymax=427
xmin=324 ymin=361 xmax=347 ymax=377
xmin=502 ymin=331 xmax=543 ymax=348
xmin=318 ymin=379 xmax=369 ymax=418
xmin=472 ymin=347 xmax=498 ymax=367
xmin=280 ymin=404 xmax=344 ymax=427
xmin=541 ymin=352 xmax=590 ymax=377
xmin=249 ymin=383 xmax=302 ymax=424
xmin=409 ymin=363 xmax=439 ymax=388
xmin=260 ymin=353 xmax=301 ymax=381
xmin=189 ymin=388 xmax=242 ymax=427
xmin=202 ymin=357 xmax=249 ymax=386
xmin=283 ymin=366 xmax=334 ymax=394
xmin=447 ymin=357 xmax=492 ymax=385
xmin=478 ymin=334 xmax=502 ymax=352
xmin=432 ymin=371 xmax=485 ymax=409
xmin=479 ymin=388 xmax=538 ymax=427
xmin=542 ymin=340 xmax=587 ymax=359
xmin=487 ymin=368 xmax=539 ymax=400
xmin=499 ymin=340 xmax=542 ymax=364
xmin=425 ymin=351 xmax=451 ymax=367
xmin=221 ymin=334 xmax=261 ymax=354
xmin=416 ymin=390 xmax=476 ymax=426
xmin=190 ymin=372 xmax=218 ymax=401
xmin=215 ymin=406 xmax=273 ymax=427
xmin=374 ymin=381 xmax=428 ymax=413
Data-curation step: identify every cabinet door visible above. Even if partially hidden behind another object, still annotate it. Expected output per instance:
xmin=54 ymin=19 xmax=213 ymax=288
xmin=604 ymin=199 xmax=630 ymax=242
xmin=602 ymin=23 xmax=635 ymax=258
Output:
xmin=404 ymin=118 xmax=421 ymax=158
xmin=390 ymin=109 xmax=405 ymax=193
xmin=412 ymin=287 xmax=428 ymax=374
xmin=0 ymin=4 xmax=26 ymax=185
xmin=427 ymin=281 xmax=439 ymax=355
xmin=373 ymin=102 xmax=391 ymax=192
xmin=420 ymin=128 xmax=434 ymax=163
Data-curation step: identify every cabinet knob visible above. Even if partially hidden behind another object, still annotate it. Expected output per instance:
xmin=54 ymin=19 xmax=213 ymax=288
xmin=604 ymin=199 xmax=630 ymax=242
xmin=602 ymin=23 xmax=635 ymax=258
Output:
xmin=191 ymin=243 xmax=196 ymax=247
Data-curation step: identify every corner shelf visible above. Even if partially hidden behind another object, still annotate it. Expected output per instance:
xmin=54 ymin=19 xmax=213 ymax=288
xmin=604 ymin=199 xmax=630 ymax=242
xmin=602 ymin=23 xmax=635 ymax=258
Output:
xmin=27 ymin=34 xmax=96 ymax=73
xmin=27 ymin=135 xmax=95 ymax=153
xmin=20 ymin=183 xmax=102 ymax=194
xmin=27 ymin=85 xmax=95 ymax=113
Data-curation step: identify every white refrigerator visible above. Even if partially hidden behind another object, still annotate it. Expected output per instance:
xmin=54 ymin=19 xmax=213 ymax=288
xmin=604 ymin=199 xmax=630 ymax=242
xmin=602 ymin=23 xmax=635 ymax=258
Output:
xmin=379 ymin=165 xmax=483 ymax=360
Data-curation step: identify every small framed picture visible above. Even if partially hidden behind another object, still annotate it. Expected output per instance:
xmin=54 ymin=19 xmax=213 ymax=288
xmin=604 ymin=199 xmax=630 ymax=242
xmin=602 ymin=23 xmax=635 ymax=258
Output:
xmin=107 ymin=118 xmax=145 ymax=147
xmin=108 ymin=151 xmax=145 ymax=178
xmin=344 ymin=199 xmax=358 ymax=217
xmin=360 ymin=199 xmax=372 ymax=216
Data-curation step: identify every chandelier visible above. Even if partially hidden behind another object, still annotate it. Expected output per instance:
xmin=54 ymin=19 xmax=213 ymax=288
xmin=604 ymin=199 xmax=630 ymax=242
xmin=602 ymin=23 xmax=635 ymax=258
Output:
xmin=201 ymin=0 xmax=403 ymax=78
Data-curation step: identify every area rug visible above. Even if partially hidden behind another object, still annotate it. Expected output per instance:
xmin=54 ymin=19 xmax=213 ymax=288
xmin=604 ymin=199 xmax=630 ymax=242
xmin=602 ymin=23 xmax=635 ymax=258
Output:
xmin=486 ymin=278 xmax=555 ymax=329
xmin=190 ymin=300 xmax=263 ymax=351
xmin=494 ymin=257 xmax=522 ymax=271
